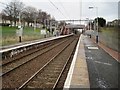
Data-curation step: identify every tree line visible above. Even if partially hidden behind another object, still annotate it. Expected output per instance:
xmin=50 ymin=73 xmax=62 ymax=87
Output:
xmin=0 ymin=0 xmax=54 ymax=27
xmin=86 ymin=17 xmax=106 ymax=31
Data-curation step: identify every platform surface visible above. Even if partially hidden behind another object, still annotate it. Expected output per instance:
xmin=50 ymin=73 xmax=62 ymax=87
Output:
xmin=0 ymin=34 xmax=72 ymax=53
xmin=64 ymin=34 xmax=90 ymax=89
xmin=64 ymin=34 xmax=119 ymax=89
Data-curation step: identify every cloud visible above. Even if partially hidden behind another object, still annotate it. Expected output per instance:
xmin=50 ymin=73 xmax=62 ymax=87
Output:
xmin=82 ymin=2 xmax=118 ymax=21
xmin=0 ymin=0 xmax=119 ymax=22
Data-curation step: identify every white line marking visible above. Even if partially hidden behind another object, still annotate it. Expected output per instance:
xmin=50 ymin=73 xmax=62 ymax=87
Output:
xmin=94 ymin=61 xmax=112 ymax=66
xmin=86 ymin=57 xmax=93 ymax=60
xmin=88 ymin=47 xmax=99 ymax=49
xmin=63 ymin=34 xmax=82 ymax=89
xmin=85 ymin=45 xmax=91 ymax=46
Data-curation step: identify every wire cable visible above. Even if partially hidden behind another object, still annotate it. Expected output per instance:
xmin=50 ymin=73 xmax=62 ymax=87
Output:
xmin=48 ymin=0 xmax=67 ymax=19
xmin=59 ymin=0 xmax=70 ymax=20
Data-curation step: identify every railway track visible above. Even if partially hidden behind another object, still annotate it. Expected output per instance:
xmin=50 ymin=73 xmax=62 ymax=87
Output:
xmin=2 ymin=37 xmax=68 ymax=65
xmin=18 ymin=37 xmax=78 ymax=89
xmin=1 ymin=37 xmax=69 ymax=76
xmin=2 ymin=35 xmax=78 ymax=89
xmin=2 ymin=41 xmax=51 ymax=65
xmin=55 ymin=40 xmax=78 ymax=89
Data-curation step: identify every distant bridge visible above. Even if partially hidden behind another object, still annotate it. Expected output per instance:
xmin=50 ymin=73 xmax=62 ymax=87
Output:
xmin=58 ymin=19 xmax=94 ymax=22
xmin=65 ymin=24 xmax=85 ymax=29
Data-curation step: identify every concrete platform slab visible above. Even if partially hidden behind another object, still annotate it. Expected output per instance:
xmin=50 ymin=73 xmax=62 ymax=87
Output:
xmin=63 ymin=34 xmax=90 ymax=89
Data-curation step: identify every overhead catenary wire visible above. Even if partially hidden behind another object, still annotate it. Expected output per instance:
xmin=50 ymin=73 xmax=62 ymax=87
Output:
xmin=59 ymin=0 xmax=70 ymax=20
xmin=48 ymin=0 xmax=67 ymax=19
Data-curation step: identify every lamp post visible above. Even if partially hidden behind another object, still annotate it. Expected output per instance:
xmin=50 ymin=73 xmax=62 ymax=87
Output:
xmin=89 ymin=6 xmax=98 ymax=43
xmin=18 ymin=8 xmax=25 ymax=42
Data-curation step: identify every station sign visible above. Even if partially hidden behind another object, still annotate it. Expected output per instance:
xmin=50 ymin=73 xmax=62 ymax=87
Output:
xmin=41 ymin=29 xmax=46 ymax=35
xmin=16 ymin=26 xmax=23 ymax=36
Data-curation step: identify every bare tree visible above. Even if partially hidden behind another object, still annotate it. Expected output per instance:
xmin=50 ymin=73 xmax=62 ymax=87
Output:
xmin=3 ymin=5 xmax=13 ymax=25
xmin=36 ymin=9 xmax=42 ymax=24
xmin=3 ymin=0 xmax=24 ymax=26
xmin=36 ymin=10 xmax=52 ymax=27
xmin=22 ymin=6 xmax=38 ymax=26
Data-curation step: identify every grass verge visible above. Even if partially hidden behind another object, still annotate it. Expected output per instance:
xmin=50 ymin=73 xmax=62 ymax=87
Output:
xmin=1 ymin=26 xmax=44 ymax=46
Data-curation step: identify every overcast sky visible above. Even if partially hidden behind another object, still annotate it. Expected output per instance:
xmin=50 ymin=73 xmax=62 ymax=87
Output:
xmin=0 ymin=0 xmax=119 ymax=23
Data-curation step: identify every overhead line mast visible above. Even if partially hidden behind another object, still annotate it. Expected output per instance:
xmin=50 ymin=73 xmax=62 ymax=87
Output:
xmin=80 ymin=0 xmax=82 ymax=24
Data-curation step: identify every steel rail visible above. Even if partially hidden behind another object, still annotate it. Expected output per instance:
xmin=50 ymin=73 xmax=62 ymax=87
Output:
xmin=17 ymin=38 xmax=75 ymax=90
xmin=52 ymin=40 xmax=77 ymax=90
xmin=1 ymin=39 xmax=69 ymax=77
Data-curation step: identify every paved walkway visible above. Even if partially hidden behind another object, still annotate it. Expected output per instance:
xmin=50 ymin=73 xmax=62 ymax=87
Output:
xmin=91 ymin=37 xmax=120 ymax=62
xmin=64 ymin=34 xmax=90 ymax=89
xmin=84 ymin=35 xmax=119 ymax=89
xmin=64 ymin=34 xmax=119 ymax=89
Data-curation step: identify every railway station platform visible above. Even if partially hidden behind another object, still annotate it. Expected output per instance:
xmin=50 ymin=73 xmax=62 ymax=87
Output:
xmin=64 ymin=34 xmax=119 ymax=89
xmin=1 ymin=34 xmax=72 ymax=50
xmin=1 ymin=33 xmax=119 ymax=89
xmin=0 ymin=34 xmax=73 ymax=59
xmin=64 ymin=34 xmax=90 ymax=89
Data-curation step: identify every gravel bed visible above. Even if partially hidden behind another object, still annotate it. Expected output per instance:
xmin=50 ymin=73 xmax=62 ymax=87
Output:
xmin=2 ymin=36 xmax=75 ymax=89
xmin=22 ymin=36 xmax=79 ymax=89
xmin=55 ymin=36 xmax=79 ymax=89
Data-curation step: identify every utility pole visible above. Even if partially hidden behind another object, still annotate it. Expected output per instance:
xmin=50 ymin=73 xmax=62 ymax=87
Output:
xmin=80 ymin=0 xmax=82 ymax=24
xmin=89 ymin=6 xmax=98 ymax=43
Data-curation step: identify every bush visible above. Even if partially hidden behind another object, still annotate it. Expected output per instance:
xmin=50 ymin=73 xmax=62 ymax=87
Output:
xmin=0 ymin=23 xmax=11 ymax=26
